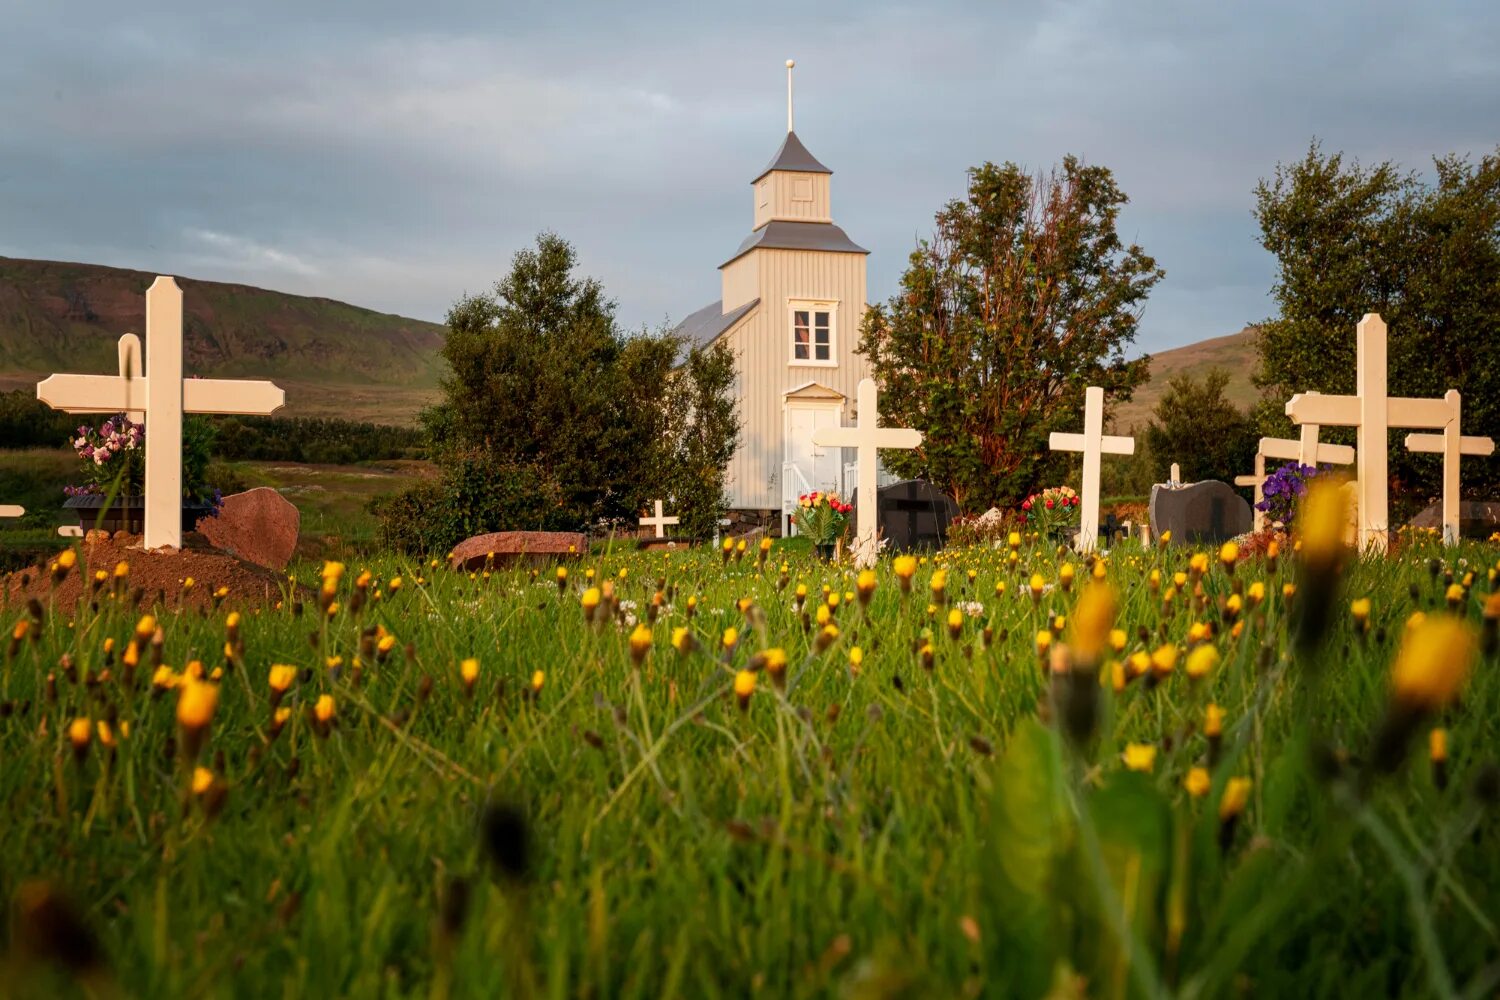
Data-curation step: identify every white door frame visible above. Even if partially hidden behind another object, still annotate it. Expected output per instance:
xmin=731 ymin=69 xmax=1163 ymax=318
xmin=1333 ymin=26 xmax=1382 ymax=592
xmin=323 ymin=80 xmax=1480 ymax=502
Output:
xmin=783 ymin=398 xmax=844 ymax=534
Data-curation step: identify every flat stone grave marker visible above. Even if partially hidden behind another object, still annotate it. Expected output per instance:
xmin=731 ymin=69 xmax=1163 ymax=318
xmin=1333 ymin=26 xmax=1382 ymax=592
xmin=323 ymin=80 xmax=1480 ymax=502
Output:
xmin=853 ymin=479 xmax=957 ymax=552
xmin=1409 ymin=499 xmax=1500 ymax=540
xmin=450 ymin=531 xmax=588 ymax=571
xmin=195 ymin=487 xmax=301 ymax=570
xmin=1149 ymin=480 xmax=1252 ymax=546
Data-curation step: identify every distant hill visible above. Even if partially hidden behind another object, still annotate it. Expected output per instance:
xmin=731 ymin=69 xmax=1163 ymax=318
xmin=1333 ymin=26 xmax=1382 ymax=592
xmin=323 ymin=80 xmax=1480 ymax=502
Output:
xmin=0 ymin=257 xmax=445 ymax=425
xmin=1112 ymin=326 xmax=1261 ymax=432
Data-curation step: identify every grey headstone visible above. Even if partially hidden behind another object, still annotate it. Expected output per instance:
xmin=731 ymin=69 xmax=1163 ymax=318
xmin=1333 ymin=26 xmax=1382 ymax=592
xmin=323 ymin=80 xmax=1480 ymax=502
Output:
xmin=853 ymin=479 xmax=959 ymax=552
xmin=1149 ymin=480 xmax=1252 ymax=546
xmin=1409 ymin=499 xmax=1500 ymax=539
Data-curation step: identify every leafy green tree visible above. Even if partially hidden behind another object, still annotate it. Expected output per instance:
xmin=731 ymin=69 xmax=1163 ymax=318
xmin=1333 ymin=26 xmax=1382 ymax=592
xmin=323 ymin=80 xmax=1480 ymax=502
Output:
xmin=1143 ymin=369 xmax=1258 ymax=487
xmin=659 ymin=341 xmax=739 ymax=539
xmin=859 ymin=158 xmax=1162 ymax=510
xmin=379 ymin=233 xmax=738 ymax=551
xmin=1254 ymin=142 xmax=1500 ymax=509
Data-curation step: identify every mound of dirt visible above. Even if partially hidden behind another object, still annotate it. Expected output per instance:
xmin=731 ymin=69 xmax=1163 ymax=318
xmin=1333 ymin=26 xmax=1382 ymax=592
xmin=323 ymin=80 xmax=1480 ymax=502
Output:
xmin=3 ymin=533 xmax=298 ymax=612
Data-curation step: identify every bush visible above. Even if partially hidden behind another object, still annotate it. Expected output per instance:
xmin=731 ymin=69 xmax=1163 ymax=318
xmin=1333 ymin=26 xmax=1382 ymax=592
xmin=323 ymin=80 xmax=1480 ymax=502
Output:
xmin=373 ymin=456 xmax=572 ymax=554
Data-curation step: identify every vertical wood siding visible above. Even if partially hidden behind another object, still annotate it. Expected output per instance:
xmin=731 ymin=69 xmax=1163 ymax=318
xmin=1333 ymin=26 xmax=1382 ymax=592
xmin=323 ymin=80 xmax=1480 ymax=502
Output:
xmin=720 ymin=247 xmax=870 ymax=512
xmin=753 ymin=171 xmax=832 ymax=228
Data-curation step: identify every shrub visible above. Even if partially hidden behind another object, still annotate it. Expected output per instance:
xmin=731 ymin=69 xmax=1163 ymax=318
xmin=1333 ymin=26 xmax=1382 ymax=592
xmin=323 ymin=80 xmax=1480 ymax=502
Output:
xmin=373 ymin=456 xmax=572 ymax=554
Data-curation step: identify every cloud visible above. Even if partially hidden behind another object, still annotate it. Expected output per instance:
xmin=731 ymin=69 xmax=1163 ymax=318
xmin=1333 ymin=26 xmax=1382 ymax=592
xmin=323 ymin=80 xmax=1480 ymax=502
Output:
xmin=0 ymin=0 xmax=1495 ymax=353
xmin=183 ymin=229 xmax=319 ymax=278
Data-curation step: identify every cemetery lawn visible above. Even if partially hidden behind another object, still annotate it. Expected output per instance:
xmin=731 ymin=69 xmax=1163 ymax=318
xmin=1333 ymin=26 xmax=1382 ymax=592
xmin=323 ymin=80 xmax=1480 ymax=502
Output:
xmin=0 ymin=449 xmax=429 ymax=552
xmin=2 ymin=535 xmax=1499 ymax=997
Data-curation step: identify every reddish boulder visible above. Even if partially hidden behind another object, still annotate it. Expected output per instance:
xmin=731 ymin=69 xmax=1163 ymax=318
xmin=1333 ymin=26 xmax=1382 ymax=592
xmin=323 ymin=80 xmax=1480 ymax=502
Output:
xmin=450 ymin=531 xmax=587 ymax=571
xmin=195 ymin=487 xmax=300 ymax=570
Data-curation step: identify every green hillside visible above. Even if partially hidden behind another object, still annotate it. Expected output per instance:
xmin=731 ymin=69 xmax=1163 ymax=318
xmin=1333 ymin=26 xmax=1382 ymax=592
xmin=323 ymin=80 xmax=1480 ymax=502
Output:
xmin=1112 ymin=326 xmax=1261 ymax=432
xmin=0 ymin=257 xmax=445 ymax=424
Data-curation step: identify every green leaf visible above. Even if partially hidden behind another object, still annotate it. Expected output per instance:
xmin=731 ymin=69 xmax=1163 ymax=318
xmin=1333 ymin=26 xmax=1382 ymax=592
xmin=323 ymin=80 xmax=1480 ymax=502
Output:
xmin=987 ymin=718 xmax=1072 ymax=996
xmin=1077 ymin=772 xmax=1172 ymax=998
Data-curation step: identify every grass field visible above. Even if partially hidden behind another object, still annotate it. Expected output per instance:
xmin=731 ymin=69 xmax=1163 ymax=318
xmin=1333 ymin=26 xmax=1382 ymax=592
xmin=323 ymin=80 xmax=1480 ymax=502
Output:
xmin=0 ymin=449 xmax=430 ymax=560
xmin=1 ymin=512 xmax=1497 ymax=997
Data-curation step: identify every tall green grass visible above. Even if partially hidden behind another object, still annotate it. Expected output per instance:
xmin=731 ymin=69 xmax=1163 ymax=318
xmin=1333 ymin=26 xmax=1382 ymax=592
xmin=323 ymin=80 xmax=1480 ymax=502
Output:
xmin=0 ymin=535 xmax=1496 ymax=998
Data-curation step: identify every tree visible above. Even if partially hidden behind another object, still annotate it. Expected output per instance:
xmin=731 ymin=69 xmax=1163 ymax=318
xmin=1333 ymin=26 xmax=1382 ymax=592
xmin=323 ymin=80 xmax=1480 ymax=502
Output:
xmin=859 ymin=158 xmax=1162 ymax=510
xmin=1143 ymin=369 xmax=1257 ymax=487
xmin=378 ymin=233 xmax=739 ymax=551
xmin=659 ymin=341 xmax=739 ymax=539
xmin=1254 ymin=142 xmax=1500 ymax=510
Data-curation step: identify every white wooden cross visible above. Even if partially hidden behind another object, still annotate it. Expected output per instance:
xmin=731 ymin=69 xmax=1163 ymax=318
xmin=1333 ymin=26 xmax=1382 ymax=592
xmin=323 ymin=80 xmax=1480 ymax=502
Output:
xmin=812 ymin=378 xmax=922 ymax=553
xmin=1048 ymin=385 xmax=1134 ymax=552
xmin=639 ymin=499 xmax=680 ymax=538
xmin=1404 ymin=414 xmax=1494 ymax=545
xmin=36 ymin=276 xmax=285 ymax=551
xmin=1236 ymin=427 xmax=1356 ymax=532
xmin=1285 ymin=313 xmax=1465 ymax=552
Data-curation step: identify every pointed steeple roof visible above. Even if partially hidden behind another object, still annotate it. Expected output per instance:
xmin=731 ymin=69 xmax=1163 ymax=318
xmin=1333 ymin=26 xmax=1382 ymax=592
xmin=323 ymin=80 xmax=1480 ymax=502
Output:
xmin=752 ymin=131 xmax=831 ymax=183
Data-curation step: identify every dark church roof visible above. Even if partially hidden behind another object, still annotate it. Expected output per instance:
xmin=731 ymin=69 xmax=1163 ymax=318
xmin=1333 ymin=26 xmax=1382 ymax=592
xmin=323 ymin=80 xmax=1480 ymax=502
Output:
xmin=752 ymin=131 xmax=832 ymax=182
xmin=720 ymin=220 xmax=869 ymax=267
xmin=672 ymin=297 xmax=760 ymax=360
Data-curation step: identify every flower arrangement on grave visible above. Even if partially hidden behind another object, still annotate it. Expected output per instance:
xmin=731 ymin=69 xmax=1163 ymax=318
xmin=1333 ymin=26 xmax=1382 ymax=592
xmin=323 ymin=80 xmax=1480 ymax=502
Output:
xmin=1020 ymin=486 xmax=1080 ymax=538
xmin=1256 ymin=462 xmax=1318 ymax=528
xmin=64 ymin=414 xmax=223 ymax=510
xmin=792 ymin=490 xmax=852 ymax=547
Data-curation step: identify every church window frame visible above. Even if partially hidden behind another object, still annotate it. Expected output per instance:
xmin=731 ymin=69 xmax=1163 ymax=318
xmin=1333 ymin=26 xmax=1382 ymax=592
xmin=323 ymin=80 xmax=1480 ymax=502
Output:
xmin=788 ymin=299 xmax=837 ymax=367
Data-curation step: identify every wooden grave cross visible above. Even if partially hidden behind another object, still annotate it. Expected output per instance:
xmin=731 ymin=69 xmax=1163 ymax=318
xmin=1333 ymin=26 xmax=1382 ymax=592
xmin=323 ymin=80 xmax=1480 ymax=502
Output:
xmin=1285 ymin=313 xmax=1471 ymax=551
xmin=812 ymin=378 xmax=923 ymax=552
xmin=36 ymin=276 xmax=285 ymax=551
xmin=1048 ymin=385 xmax=1135 ymax=552
xmin=1235 ymin=422 xmax=1355 ymax=532
xmin=639 ymin=499 xmax=680 ymax=538
xmin=1404 ymin=421 xmax=1495 ymax=545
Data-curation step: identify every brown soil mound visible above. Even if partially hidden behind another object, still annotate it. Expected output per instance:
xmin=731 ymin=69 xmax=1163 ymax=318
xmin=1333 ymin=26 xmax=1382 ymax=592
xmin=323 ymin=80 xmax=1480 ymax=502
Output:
xmin=3 ymin=534 xmax=297 ymax=612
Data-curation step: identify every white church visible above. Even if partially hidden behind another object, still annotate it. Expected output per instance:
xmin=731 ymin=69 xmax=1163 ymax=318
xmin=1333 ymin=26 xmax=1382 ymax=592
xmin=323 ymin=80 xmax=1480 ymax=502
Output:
xmin=673 ymin=62 xmax=893 ymax=533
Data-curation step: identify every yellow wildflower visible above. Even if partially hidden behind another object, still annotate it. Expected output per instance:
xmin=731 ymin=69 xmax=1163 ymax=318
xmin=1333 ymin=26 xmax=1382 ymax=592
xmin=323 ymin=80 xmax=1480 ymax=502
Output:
xmin=1390 ymin=616 xmax=1477 ymax=712
xmin=1122 ymin=743 xmax=1157 ymax=772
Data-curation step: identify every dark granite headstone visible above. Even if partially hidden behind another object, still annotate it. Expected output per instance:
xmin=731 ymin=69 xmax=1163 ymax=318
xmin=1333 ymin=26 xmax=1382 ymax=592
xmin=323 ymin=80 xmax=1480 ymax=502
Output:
xmin=1409 ymin=499 xmax=1500 ymax=539
xmin=854 ymin=479 xmax=958 ymax=552
xmin=1149 ymin=480 xmax=1252 ymax=546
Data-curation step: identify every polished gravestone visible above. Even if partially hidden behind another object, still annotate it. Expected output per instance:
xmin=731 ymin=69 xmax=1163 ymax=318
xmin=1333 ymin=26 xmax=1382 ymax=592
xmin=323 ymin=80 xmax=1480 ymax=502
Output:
xmin=1149 ymin=480 xmax=1252 ymax=546
xmin=852 ymin=479 xmax=958 ymax=552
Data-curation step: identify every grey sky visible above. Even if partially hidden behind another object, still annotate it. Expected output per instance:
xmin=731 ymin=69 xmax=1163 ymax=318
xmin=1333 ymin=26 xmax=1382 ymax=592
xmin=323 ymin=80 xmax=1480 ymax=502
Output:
xmin=1 ymin=1 xmax=1495 ymax=353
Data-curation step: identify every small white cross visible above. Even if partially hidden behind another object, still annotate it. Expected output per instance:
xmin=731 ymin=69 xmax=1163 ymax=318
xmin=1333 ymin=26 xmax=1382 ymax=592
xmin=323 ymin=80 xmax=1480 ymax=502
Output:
xmin=639 ymin=499 xmax=680 ymax=538
xmin=1286 ymin=314 xmax=1469 ymax=551
xmin=36 ymin=276 xmax=286 ymax=551
xmin=1236 ymin=428 xmax=1355 ymax=532
xmin=1169 ymin=463 xmax=1181 ymax=484
xmin=1404 ymin=421 xmax=1494 ymax=545
xmin=812 ymin=378 xmax=923 ymax=553
xmin=1048 ymin=385 xmax=1134 ymax=552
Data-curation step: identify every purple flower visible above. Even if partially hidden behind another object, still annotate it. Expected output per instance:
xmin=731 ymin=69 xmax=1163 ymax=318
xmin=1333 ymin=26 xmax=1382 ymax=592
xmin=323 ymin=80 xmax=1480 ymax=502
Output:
xmin=1256 ymin=462 xmax=1320 ymax=526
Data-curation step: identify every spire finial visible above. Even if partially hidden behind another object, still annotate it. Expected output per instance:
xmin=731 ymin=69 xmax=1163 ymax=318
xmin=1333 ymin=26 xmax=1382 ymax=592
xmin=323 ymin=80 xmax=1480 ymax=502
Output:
xmin=786 ymin=59 xmax=795 ymax=133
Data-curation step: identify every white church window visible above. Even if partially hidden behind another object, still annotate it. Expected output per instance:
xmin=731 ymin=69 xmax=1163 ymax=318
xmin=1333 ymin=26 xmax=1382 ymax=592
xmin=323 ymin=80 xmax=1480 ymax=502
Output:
xmin=790 ymin=301 xmax=835 ymax=365
xmin=793 ymin=177 xmax=813 ymax=202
